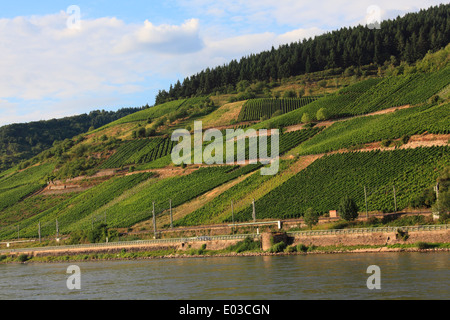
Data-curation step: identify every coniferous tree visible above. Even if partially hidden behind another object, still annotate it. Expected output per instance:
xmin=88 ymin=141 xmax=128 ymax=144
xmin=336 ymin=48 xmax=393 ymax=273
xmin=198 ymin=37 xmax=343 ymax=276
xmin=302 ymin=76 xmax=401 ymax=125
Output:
xmin=155 ymin=4 xmax=450 ymax=105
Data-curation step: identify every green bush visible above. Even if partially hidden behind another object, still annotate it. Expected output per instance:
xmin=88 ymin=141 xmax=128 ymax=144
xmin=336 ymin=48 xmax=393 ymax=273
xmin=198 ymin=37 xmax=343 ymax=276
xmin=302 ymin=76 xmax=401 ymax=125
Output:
xmin=402 ymin=135 xmax=411 ymax=144
xmin=304 ymin=207 xmax=319 ymax=229
xmin=227 ymin=237 xmax=260 ymax=253
xmin=381 ymin=139 xmax=392 ymax=147
xmin=268 ymin=241 xmax=287 ymax=253
xmin=416 ymin=242 xmax=436 ymax=250
xmin=284 ymin=245 xmax=297 ymax=253
xmin=316 ymin=108 xmax=329 ymax=121
xmin=339 ymin=196 xmax=359 ymax=221
xmin=396 ymin=229 xmax=410 ymax=241
xmin=301 ymin=113 xmax=312 ymax=123
xmin=17 ymin=254 xmax=29 ymax=262
xmin=296 ymin=244 xmax=308 ymax=252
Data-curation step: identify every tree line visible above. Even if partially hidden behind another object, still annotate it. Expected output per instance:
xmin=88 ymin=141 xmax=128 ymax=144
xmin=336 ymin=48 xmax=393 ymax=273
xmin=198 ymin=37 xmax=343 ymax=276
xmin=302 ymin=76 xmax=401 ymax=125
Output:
xmin=0 ymin=107 xmax=147 ymax=172
xmin=155 ymin=4 xmax=450 ymax=105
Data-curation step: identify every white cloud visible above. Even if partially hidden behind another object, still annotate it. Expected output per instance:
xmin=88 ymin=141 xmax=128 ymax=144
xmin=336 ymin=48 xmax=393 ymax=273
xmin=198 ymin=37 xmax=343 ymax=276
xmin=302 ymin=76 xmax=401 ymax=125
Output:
xmin=0 ymin=13 xmax=205 ymax=100
xmin=0 ymin=0 xmax=444 ymax=126
xmin=0 ymin=10 xmax=324 ymax=115
xmin=115 ymin=18 xmax=204 ymax=55
xmin=175 ymin=0 xmax=444 ymax=29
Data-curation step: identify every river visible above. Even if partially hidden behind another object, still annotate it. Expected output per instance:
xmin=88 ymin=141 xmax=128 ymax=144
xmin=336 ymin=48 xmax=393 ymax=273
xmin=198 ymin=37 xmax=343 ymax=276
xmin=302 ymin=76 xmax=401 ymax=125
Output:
xmin=0 ymin=252 xmax=448 ymax=300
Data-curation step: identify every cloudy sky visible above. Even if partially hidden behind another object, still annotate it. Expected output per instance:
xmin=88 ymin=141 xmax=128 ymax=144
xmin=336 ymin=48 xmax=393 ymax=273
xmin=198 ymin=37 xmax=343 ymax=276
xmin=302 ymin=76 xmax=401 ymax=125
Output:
xmin=0 ymin=0 xmax=445 ymax=126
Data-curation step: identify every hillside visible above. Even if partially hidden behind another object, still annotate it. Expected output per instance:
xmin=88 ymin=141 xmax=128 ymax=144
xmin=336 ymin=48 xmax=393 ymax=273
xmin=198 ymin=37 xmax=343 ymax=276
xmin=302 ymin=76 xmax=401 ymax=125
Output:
xmin=155 ymin=4 xmax=450 ymax=104
xmin=0 ymin=107 xmax=146 ymax=172
xmin=0 ymin=9 xmax=449 ymax=244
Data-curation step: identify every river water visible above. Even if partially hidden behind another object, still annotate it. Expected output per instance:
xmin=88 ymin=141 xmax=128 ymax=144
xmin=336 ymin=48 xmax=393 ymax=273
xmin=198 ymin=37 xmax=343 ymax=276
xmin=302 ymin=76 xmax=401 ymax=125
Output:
xmin=0 ymin=252 xmax=448 ymax=300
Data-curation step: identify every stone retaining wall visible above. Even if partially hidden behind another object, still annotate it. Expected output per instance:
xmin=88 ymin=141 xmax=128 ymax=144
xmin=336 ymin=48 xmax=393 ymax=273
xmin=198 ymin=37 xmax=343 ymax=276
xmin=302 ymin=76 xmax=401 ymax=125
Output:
xmin=291 ymin=229 xmax=450 ymax=247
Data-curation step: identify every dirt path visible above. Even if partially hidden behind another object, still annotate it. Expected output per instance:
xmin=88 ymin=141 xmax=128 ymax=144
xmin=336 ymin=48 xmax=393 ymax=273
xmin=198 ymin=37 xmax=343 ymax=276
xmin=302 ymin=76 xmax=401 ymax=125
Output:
xmin=285 ymin=105 xmax=413 ymax=133
xmin=322 ymin=133 xmax=450 ymax=155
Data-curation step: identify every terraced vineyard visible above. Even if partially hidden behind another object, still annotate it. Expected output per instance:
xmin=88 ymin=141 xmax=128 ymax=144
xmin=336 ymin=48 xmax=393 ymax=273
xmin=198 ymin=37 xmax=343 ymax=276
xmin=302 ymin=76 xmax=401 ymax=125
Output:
xmin=232 ymin=147 xmax=450 ymax=221
xmin=0 ymin=162 xmax=55 ymax=190
xmin=173 ymin=160 xmax=297 ymax=227
xmin=108 ymin=99 xmax=187 ymax=126
xmin=73 ymin=165 xmax=262 ymax=230
xmin=0 ymin=163 xmax=56 ymax=212
xmin=297 ymin=102 xmax=450 ymax=155
xmin=252 ymin=68 xmax=449 ymax=131
xmin=252 ymin=78 xmax=382 ymax=130
xmin=209 ymin=127 xmax=323 ymax=163
xmin=0 ymin=173 xmax=154 ymax=239
xmin=238 ymin=97 xmax=318 ymax=122
xmin=346 ymin=66 xmax=450 ymax=114
xmin=100 ymin=137 xmax=176 ymax=168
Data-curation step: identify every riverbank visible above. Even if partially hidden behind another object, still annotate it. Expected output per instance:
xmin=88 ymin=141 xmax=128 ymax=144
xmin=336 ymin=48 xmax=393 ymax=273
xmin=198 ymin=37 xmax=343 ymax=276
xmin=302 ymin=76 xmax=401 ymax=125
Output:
xmin=1 ymin=242 xmax=449 ymax=264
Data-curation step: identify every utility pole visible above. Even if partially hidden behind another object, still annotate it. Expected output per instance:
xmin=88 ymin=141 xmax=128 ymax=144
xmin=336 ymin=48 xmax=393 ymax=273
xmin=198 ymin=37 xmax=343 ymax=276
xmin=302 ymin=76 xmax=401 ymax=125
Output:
xmin=231 ymin=200 xmax=235 ymax=231
xmin=17 ymin=225 xmax=19 ymax=240
xmin=38 ymin=222 xmax=41 ymax=243
xmin=252 ymin=199 xmax=256 ymax=223
xmin=393 ymin=185 xmax=397 ymax=214
xmin=56 ymin=218 xmax=59 ymax=239
xmin=169 ymin=199 xmax=173 ymax=229
xmin=152 ymin=201 xmax=157 ymax=238
xmin=434 ymin=183 xmax=439 ymax=201
xmin=364 ymin=186 xmax=368 ymax=218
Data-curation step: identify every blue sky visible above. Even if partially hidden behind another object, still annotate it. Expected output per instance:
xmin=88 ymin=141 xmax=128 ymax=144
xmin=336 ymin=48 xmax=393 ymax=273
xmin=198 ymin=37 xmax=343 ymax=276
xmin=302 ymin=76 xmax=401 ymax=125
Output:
xmin=0 ymin=0 xmax=445 ymax=126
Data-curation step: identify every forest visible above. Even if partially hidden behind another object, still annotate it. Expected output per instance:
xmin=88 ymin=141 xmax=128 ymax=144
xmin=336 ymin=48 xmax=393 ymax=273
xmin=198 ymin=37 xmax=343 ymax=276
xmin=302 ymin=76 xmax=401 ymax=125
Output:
xmin=0 ymin=107 xmax=147 ymax=171
xmin=155 ymin=4 xmax=450 ymax=104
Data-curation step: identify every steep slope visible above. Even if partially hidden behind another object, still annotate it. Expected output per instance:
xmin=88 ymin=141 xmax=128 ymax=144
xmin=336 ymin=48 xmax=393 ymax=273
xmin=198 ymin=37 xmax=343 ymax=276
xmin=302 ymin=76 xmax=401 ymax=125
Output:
xmin=0 ymin=29 xmax=449 ymax=243
xmin=0 ymin=107 xmax=145 ymax=172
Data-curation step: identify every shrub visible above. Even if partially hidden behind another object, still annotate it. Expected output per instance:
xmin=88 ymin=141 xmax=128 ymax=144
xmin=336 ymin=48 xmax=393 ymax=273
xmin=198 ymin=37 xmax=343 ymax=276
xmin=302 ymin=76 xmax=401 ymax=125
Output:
xmin=137 ymin=127 xmax=146 ymax=138
xmin=17 ymin=254 xmax=29 ymax=262
xmin=331 ymin=220 xmax=350 ymax=229
xmin=318 ymin=80 xmax=328 ymax=88
xmin=86 ymin=224 xmax=111 ymax=244
xmin=146 ymin=128 xmax=156 ymax=137
xmin=285 ymin=246 xmax=297 ymax=253
xmin=316 ymin=108 xmax=329 ymax=121
xmin=296 ymin=244 xmax=308 ymax=252
xmin=396 ymin=229 xmax=410 ymax=241
xmin=417 ymin=242 xmax=433 ymax=250
xmin=283 ymin=90 xmax=297 ymax=98
xmin=304 ymin=207 xmax=319 ymax=229
xmin=268 ymin=241 xmax=286 ymax=253
xmin=366 ymin=216 xmax=381 ymax=227
xmin=402 ymin=135 xmax=411 ymax=144
xmin=381 ymin=139 xmax=392 ymax=147
xmin=339 ymin=196 xmax=359 ymax=221
xmin=301 ymin=113 xmax=312 ymax=123
xmin=227 ymin=237 xmax=260 ymax=253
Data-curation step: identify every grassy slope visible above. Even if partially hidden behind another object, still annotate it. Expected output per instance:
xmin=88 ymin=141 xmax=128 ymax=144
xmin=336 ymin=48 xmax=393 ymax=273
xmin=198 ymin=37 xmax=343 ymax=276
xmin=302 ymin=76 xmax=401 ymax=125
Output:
xmin=234 ymin=147 xmax=450 ymax=221
xmin=0 ymin=53 xmax=449 ymax=239
xmin=296 ymin=102 xmax=450 ymax=155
